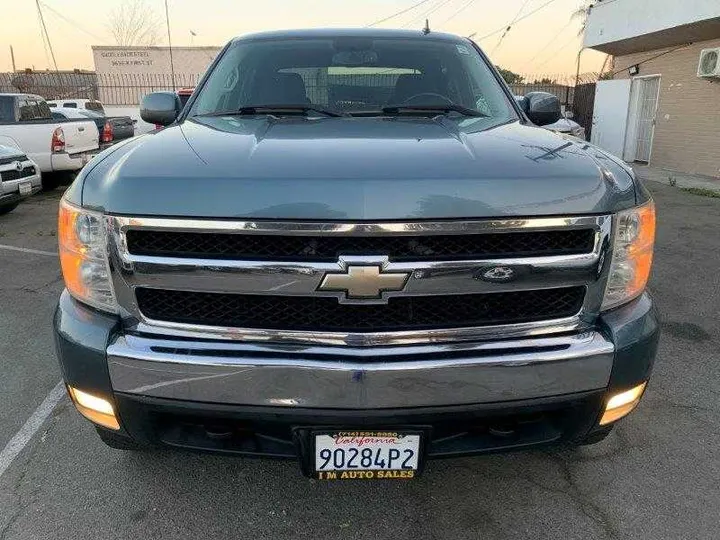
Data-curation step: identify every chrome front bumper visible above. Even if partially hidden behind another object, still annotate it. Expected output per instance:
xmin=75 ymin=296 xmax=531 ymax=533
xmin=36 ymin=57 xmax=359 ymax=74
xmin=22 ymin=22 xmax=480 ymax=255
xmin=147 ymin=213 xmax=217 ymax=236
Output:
xmin=107 ymin=331 xmax=614 ymax=409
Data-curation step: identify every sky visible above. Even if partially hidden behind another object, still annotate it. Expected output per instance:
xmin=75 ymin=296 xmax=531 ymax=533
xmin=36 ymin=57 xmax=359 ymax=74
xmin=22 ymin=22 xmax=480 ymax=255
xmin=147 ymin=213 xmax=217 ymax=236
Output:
xmin=1 ymin=0 xmax=606 ymax=77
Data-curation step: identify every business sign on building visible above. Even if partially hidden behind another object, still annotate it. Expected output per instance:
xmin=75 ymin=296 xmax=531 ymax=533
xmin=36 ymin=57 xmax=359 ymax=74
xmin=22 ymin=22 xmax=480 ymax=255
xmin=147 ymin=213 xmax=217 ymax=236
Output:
xmin=92 ymin=46 xmax=221 ymax=77
xmin=91 ymin=46 xmax=222 ymax=105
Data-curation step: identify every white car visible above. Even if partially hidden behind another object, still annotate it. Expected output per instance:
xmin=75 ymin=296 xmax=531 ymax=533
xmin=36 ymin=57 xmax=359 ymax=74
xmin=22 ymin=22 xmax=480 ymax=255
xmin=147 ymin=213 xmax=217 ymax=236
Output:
xmin=0 ymin=143 xmax=42 ymax=215
xmin=543 ymin=117 xmax=587 ymax=140
xmin=0 ymin=93 xmax=99 ymax=190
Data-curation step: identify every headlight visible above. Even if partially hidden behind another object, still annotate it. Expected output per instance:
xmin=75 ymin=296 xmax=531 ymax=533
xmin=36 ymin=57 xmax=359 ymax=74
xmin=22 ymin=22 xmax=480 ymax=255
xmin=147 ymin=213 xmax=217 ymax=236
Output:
xmin=58 ymin=199 xmax=118 ymax=313
xmin=602 ymin=200 xmax=656 ymax=311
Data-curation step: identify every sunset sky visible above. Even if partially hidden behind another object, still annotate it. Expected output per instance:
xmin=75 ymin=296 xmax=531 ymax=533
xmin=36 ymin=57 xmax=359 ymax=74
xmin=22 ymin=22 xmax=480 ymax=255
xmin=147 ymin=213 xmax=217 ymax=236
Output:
xmin=1 ymin=0 xmax=606 ymax=77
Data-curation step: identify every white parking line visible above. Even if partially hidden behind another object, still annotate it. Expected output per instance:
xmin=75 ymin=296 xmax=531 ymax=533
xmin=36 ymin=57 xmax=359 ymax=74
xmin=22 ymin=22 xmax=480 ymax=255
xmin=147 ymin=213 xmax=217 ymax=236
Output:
xmin=0 ymin=381 xmax=66 ymax=479
xmin=0 ymin=244 xmax=57 ymax=257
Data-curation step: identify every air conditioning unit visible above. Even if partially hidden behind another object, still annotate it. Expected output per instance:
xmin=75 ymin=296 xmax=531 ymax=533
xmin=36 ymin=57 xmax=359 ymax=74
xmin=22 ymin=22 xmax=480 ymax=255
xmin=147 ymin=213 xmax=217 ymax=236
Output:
xmin=697 ymin=48 xmax=720 ymax=78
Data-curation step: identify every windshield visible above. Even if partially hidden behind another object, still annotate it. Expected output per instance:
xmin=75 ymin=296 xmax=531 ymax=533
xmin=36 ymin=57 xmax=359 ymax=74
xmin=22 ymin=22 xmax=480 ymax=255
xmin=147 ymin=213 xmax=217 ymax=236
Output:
xmin=188 ymin=37 xmax=516 ymax=122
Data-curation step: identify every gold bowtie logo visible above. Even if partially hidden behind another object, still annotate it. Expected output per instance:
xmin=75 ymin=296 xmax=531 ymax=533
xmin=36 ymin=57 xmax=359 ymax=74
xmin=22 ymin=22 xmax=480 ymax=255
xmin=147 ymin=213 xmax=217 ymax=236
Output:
xmin=319 ymin=265 xmax=409 ymax=299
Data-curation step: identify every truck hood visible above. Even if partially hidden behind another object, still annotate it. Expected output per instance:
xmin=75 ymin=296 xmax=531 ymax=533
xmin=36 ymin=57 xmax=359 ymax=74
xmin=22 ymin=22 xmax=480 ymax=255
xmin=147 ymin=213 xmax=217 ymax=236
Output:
xmin=81 ymin=116 xmax=636 ymax=219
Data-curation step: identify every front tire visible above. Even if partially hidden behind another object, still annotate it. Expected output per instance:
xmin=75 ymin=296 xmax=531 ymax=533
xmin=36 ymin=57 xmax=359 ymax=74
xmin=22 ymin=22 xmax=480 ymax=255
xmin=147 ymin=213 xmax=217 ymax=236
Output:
xmin=95 ymin=427 xmax=149 ymax=451
xmin=41 ymin=173 xmax=61 ymax=191
xmin=0 ymin=202 xmax=19 ymax=215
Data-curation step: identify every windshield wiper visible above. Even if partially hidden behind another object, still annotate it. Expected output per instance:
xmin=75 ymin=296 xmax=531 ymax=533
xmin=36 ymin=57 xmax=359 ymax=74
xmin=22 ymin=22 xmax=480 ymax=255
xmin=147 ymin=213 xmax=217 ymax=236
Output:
xmin=381 ymin=104 xmax=487 ymax=117
xmin=195 ymin=104 xmax=346 ymax=118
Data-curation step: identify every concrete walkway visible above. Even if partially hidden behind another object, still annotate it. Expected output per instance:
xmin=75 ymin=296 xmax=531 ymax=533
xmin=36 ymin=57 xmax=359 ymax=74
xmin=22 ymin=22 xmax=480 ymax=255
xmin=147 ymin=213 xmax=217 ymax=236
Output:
xmin=632 ymin=164 xmax=720 ymax=194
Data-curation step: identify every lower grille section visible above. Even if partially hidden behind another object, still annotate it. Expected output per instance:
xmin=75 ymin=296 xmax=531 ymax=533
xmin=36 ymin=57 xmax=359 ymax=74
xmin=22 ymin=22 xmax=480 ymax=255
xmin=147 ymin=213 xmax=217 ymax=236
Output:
xmin=135 ymin=286 xmax=585 ymax=332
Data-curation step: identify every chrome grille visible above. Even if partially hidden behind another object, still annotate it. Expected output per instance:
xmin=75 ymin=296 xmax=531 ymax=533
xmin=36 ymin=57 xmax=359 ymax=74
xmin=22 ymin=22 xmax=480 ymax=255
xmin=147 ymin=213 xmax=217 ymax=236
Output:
xmin=107 ymin=215 xmax=612 ymax=346
xmin=125 ymin=228 xmax=596 ymax=261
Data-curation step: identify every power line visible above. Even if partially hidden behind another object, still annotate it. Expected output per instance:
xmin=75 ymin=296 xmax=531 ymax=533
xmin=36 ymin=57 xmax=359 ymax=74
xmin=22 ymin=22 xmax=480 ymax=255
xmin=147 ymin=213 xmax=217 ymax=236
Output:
xmin=40 ymin=1 xmax=108 ymax=44
xmin=401 ymin=0 xmax=456 ymax=28
xmin=366 ymin=0 xmax=434 ymax=27
xmin=522 ymin=18 xmax=574 ymax=69
xmin=491 ymin=0 xmax=531 ymax=55
xmin=472 ymin=0 xmax=561 ymax=41
xmin=35 ymin=0 xmax=58 ymax=71
xmin=164 ymin=0 xmax=175 ymax=91
xmin=439 ymin=0 xmax=478 ymax=26
xmin=534 ymin=32 xmax=579 ymax=69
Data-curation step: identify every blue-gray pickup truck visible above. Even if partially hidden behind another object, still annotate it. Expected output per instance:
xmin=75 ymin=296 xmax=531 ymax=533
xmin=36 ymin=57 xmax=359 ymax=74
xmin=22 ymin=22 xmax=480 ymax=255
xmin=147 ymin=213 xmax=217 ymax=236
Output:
xmin=54 ymin=29 xmax=658 ymax=480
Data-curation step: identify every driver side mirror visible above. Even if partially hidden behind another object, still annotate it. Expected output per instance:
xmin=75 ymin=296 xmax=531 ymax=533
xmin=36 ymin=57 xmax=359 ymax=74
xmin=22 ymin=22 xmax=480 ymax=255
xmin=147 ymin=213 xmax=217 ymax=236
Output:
xmin=523 ymin=91 xmax=562 ymax=126
xmin=140 ymin=91 xmax=181 ymax=126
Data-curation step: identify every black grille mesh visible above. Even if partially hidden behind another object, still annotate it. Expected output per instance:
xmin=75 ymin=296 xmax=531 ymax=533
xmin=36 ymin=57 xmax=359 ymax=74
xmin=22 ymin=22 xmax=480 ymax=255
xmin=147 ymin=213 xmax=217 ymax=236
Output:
xmin=126 ymin=229 xmax=595 ymax=262
xmin=0 ymin=167 xmax=36 ymax=182
xmin=136 ymin=287 xmax=585 ymax=332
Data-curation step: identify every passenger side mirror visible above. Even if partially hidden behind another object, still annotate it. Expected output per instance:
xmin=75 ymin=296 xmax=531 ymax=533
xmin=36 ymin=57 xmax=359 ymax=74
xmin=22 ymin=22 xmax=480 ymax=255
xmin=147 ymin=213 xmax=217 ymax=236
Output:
xmin=140 ymin=92 xmax=181 ymax=126
xmin=523 ymin=91 xmax=562 ymax=126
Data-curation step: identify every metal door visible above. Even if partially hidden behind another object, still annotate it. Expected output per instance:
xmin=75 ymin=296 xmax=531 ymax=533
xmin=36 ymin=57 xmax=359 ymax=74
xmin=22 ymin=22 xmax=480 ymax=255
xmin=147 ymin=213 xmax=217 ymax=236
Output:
xmin=590 ymin=80 xmax=632 ymax=158
xmin=634 ymin=77 xmax=660 ymax=162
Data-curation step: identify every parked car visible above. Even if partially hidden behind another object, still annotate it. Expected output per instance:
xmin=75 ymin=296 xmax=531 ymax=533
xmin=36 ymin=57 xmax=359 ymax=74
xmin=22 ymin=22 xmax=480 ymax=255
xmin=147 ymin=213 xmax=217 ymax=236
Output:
xmin=515 ymin=95 xmax=586 ymax=139
xmin=0 ymin=93 xmax=99 ymax=190
xmin=177 ymin=87 xmax=194 ymax=108
xmin=55 ymin=29 xmax=658 ymax=480
xmin=51 ymin=107 xmax=135 ymax=147
xmin=47 ymin=98 xmax=106 ymax=114
xmin=0 ymin=143 xmax=42 ymax=214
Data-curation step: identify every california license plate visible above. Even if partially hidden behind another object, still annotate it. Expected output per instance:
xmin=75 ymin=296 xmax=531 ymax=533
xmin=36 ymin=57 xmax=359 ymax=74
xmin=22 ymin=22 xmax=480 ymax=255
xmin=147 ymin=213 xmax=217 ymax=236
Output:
xmin=314 ymin=431 xmax=422 ymax=480
xmin=19 ymin=182 xmax=32 ymax=195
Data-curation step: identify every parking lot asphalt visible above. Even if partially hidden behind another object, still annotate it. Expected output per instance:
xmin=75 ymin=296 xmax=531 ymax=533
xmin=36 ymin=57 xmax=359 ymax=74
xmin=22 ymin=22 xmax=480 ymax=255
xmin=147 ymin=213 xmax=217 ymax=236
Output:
xmin=0 ymin=182 xmax=719 ymax=540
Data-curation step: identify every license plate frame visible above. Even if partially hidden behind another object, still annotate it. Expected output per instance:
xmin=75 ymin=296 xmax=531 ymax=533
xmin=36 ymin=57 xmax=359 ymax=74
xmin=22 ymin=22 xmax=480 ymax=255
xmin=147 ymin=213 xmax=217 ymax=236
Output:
xmin=306 ymin=428 xmax=430 ymax=480
xmin=19 ymin=182 xmax=32 ymax=196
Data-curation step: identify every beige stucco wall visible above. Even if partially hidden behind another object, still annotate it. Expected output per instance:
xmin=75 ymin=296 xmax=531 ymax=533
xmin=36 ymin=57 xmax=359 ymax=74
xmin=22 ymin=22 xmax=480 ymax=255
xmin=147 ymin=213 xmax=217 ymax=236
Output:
xmin=614 ymin=38 xmax=720 ymax=178
xmin=92 ymin=46 xmax=221 ymax=76
xmin=91 ymin=46 xmax=222 ymax=105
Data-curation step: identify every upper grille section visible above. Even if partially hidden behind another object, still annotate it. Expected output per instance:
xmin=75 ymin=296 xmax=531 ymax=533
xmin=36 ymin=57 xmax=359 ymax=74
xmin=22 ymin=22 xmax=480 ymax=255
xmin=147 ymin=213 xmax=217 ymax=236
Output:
xmin=125 ymin=228 xmax=596 ymax=261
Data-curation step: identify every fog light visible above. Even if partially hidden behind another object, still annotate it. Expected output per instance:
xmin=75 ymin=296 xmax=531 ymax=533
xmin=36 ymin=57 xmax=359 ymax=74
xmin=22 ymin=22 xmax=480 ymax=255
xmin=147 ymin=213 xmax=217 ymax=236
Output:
xmin=67 ymin=386 xmax=120 ymax=430
xmin=599 ymin=382 xmax=647 ymax=426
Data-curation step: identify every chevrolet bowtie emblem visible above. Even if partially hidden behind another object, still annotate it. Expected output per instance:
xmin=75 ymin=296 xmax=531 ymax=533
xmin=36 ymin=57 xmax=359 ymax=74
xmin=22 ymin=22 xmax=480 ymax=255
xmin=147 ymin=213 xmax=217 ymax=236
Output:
xmin=318 ymin=265 xmax=409 ymax=300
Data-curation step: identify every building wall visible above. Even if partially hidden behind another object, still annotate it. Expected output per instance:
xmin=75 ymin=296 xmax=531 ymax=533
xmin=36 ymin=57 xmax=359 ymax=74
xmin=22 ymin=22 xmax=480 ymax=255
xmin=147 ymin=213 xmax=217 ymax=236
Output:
xmin=614 ymin=38 xmax=720 ymax=178
xmin=584 ymin=0 xmax=720 ymax=50
xmin=92 ymin=46 xmax=221 ymax=77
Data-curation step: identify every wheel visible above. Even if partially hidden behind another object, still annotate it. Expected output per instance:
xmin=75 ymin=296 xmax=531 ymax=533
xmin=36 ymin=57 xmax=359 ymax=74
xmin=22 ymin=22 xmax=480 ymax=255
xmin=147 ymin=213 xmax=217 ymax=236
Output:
xmin=575 ymin=425 xmax=613 ymax=446
xmin=0 ymin=202 xmax=19 ymax=215
xmin=41 ymin=173 xmax=61 ymax=191
xmin=95 ymin=427 xmax=149 ymax=451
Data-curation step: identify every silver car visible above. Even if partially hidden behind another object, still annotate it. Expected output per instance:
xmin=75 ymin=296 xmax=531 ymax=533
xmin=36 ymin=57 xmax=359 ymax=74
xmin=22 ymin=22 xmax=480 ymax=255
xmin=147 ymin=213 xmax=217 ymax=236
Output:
xmin=0 ymin=144 xmax=42 ymax=215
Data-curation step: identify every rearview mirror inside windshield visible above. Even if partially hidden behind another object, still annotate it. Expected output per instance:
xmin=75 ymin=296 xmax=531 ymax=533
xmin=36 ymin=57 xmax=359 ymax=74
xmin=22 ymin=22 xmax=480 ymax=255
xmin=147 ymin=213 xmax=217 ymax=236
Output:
xmin=331 ymin=50 xmax=379 ymax=66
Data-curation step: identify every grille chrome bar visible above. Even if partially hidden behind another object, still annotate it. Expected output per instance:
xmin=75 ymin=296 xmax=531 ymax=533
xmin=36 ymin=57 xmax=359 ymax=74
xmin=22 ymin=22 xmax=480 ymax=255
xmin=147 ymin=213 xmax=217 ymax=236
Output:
xmin=107 ymin=215 xmax=613 ymax=346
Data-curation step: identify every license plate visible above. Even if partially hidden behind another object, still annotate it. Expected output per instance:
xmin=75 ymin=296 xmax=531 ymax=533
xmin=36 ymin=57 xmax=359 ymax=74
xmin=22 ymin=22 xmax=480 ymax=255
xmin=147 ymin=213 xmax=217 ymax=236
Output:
xmin=314 ymin=431 xmax=421 ymax=480
xmin=19 ymin=182 xmax=32 ymax=195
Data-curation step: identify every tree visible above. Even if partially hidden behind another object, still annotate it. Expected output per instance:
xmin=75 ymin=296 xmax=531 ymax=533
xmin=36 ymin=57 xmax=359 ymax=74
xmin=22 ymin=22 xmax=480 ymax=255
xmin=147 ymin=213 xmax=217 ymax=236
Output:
xmin=496 ymin=66 xmax=524 ymax=85
xmin=107 ymin=0 xmax=162 ymax=47
xmin=572 ymin=1 xmax=594 ymax=36
xmin=532 ymin=77 xmax=557 ymax=85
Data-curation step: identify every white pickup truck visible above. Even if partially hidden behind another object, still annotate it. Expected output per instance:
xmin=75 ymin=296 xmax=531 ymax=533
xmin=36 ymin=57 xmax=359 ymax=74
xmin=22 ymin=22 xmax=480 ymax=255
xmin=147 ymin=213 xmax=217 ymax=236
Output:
xmin=0 ymin=93 xmax=99 ymax=190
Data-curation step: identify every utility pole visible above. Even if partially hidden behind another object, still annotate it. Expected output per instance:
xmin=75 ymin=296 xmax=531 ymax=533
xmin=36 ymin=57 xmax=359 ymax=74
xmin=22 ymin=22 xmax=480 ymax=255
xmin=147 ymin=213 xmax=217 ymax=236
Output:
xmin=9 ymin=45 xmax=16 ymax=72
xmin=164 ymin=0 xmax=176 ymax=91
xmin=35 ymin=0 xmax=58 ymax=72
